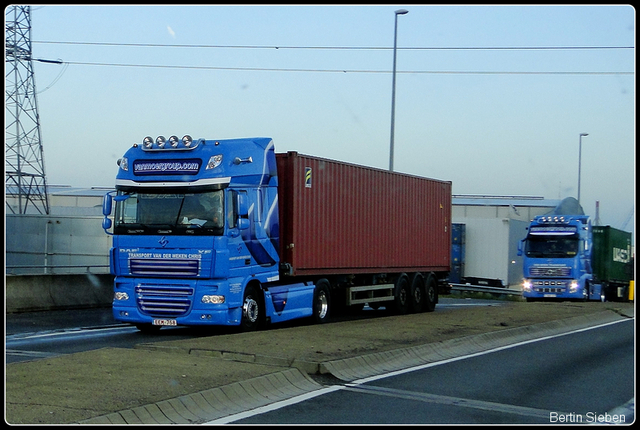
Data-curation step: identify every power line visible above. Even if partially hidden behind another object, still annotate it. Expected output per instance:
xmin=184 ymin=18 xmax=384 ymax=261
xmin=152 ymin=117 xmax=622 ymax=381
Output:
xmin=57 ymin=60 xmax=634 ymax=75
xmin=33 ymin=40 xmax=634 ymax=51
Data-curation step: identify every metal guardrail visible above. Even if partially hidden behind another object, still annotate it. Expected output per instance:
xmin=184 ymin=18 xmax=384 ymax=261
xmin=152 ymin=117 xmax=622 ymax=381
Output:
xmin=449 ymin=283 xmax=522 ymax=296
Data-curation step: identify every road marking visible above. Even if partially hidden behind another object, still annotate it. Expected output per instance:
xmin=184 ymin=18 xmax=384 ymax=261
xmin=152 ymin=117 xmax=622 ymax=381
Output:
xmin=6 ymin=349 xmax=60 ymax=359
xmin=350 ymin=318 xmax=631 ymax=385
xmin=205 ymin=385 xmax=344 ymax=424
xmin=342 ymin=384 xmax=554 ymax=419
xmin=210 ymin=318 xmax=632 ymax=424
xmin=6 ymin=325 xmax=134 ymax=342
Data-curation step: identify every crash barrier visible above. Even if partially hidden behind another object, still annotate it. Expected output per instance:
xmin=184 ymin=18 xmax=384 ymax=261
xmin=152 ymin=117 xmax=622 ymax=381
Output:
xmin=449 ymin=283 xmax=522 ymax=297
xmin=5 ymin=273 xmax=114 ymax=313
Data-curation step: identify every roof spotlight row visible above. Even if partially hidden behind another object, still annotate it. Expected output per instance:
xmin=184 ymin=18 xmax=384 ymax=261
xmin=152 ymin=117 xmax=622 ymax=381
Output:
xmin=140 ymin=135 xmax=194 ymax=150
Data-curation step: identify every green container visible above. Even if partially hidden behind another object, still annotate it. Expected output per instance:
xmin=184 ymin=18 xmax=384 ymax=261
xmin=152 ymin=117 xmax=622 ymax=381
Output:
xmin=591 ymin=226 xmax=633 ymax=283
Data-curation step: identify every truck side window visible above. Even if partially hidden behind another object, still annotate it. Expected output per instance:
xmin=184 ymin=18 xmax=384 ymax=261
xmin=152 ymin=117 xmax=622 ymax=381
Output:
xmin=227 ymin=190 xmax=237 ymax=229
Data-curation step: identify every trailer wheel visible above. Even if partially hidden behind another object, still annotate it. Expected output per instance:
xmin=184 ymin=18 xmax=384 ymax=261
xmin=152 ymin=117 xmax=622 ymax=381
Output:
xmin=423 ymin=274 xmax=438 ymax=312
xmin=312 ymin=279 xmax=331 ymax=324
xmin=410 ymin=273 xmax=425 ymax=313
xmin=241 ymin=284 xmax=264 ymax=331
xmin=392 ymin=274 xmax=411 ymax=315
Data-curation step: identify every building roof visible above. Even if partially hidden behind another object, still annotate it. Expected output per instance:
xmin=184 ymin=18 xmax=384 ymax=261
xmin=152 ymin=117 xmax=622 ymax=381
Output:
xmin=452 ymin=194 xmax=561 ymax=208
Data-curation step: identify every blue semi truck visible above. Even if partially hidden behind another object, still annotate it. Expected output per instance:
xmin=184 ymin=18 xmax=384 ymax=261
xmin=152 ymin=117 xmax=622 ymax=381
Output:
xmin=102 ymin=135 xmax=452 ymax=331
xmin=519 ymin=198 xmax=633 ymax=302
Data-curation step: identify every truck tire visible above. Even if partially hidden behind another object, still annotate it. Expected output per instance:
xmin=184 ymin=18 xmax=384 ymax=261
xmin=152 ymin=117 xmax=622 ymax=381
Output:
xmin=582 ymin=281 xmax=590 ymax=301
xmin=241 ymin=284 xmax=264 ymax=331
xmin=391 ymin=274 xmax=411 ymax=315
xmin=410 ymin=273 xmax=425 ymax=313
xmin=424 ymin=273 xmax=438 ymax=312
xmin=311 ymin=279 xmax=331 ymax=324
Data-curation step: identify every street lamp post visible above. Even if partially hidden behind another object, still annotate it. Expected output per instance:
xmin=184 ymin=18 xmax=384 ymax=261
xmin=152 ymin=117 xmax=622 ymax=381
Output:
xmin=577 ymin=133 xmax=588 ymax=205
xmin=389 ymin=8 xmax=408 ymax=172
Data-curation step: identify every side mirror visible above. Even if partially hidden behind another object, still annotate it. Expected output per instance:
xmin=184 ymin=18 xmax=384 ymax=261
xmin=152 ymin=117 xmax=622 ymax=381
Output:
xmin=102 ymin=192 xmax=113 ymax=216
xmin=102 ymin=217 xmax=112 ymax=231
xmin=236 ymin=192 xmax=250 ymax=230
xmin=237 ymin=218 xmax=250 ymax=230
xmin=517 ymin=239 xmax=524 ymax=257
xmin=102 ymin=192 xmax=115 ymax=235
xmin=237 ymin=192 xmax=249 ymax=217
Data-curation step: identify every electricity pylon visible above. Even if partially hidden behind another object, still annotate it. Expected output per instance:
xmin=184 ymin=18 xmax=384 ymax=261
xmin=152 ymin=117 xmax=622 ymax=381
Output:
xmin=5 ymin=5 xmax=50 ymax=214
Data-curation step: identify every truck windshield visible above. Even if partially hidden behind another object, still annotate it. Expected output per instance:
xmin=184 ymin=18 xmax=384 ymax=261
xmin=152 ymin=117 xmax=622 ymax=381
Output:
xmin=524 ymin=235 xmax=579 ymax=258
xmin=114 ymin=190 xmax=224 ymax=235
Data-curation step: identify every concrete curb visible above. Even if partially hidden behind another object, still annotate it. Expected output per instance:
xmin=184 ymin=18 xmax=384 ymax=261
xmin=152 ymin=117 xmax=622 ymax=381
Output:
xmin=78 ymin=368 xmax=322 ymax=424
xmin=80 ymin=309 xmax=630 ymax=424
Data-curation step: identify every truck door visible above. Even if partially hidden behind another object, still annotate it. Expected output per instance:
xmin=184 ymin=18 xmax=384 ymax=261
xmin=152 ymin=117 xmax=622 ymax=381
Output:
xmin=226 ymin=190 xmax=253 ymax=272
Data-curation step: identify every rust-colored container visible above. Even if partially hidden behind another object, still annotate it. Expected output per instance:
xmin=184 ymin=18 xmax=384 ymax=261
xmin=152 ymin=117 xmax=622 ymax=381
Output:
xmin=276 ymin=152 xmax=451 ymax=276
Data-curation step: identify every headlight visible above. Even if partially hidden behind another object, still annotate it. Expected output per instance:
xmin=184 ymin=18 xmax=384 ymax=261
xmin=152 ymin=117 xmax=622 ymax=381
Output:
xmin=114 ymin=292 xmax=129 ymax=301
xmin=142 ymin=136 xmax=154 ymax=149
xmin=168 ymin=135 xmax=179 ymax=147
xmin=182 ymin=135 xmax=193 ymax=147
xmin=202 ymin=295 xmax=225 ymax=304
xmin=523 ymin=280 xmax=532 ymax=291
xmin=569 ymin=280 xmax=579 ymax=292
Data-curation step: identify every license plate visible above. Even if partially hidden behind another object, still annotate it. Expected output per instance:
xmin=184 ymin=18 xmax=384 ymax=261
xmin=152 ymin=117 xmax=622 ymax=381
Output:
xmin=152 ymin=319 xmax=177 ymax=326
xmin=543 ymin=294 xmax=556 ymax=298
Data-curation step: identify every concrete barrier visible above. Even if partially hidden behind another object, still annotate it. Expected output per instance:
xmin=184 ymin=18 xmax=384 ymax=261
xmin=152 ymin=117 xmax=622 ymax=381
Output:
xmin=5 ymin=274 xmax=114 ymax=313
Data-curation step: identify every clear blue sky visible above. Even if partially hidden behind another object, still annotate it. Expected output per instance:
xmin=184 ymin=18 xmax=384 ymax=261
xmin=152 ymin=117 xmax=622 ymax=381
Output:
xmin=21 ymin=5 xmax=636 ymax=232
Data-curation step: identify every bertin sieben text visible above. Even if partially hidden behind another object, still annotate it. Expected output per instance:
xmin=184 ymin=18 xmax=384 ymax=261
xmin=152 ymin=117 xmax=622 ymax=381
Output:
xmin=549 ymin=411 xmax=626 ymax=423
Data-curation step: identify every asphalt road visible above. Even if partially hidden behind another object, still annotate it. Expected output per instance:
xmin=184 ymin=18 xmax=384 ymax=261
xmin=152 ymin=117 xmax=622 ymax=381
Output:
xmin=223 ymin=319 xmax=635 ymax=424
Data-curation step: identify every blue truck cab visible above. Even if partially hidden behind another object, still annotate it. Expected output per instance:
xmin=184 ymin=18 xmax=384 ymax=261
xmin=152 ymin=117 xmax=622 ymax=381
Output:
xmin=102 ymin=135 xmax=323 ymax=331
xmin=520 ymin=214 xmax=603 ymax=301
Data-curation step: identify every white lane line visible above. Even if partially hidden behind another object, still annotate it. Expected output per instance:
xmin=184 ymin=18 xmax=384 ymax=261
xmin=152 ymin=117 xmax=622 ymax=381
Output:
xmin=349 ymin=319 xmax=630 ymax=385
xmin=342 ymin=384 xmax=553 ymax=419
xmin=204 ymin=385 xmax=344 ymax=425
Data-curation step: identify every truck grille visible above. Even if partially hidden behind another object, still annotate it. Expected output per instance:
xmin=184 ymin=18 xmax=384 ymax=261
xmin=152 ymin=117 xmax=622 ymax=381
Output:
xmin=529 ymin=266 xmax=571 ymax=277
xmin=130 ymin=258 xmax=199 ymax=277
xmin=533 ymin=287 xmax=566 ymax=294
xmin=135 ymin=284 xmax=194 ymax=317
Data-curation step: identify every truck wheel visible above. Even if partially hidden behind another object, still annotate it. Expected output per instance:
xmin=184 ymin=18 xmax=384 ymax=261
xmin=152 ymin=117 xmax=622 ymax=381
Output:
xmin=410 ymin=273 xmax=425 ymax=313
xmin=312 ymin=279 xmax=331 ymax=324
xmin=241 ymin=284 xmax=264 ymax=331
xmin=423 ymin=274 xmax=438 ymax=312
xmin=582 ymin=281 xmax=590 ymax=301
xmin=392 ymin=274 xmax=411 ymax=315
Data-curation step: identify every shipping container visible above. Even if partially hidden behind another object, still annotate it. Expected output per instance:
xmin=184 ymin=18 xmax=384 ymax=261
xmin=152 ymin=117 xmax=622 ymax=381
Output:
xmin=592 ymin=226 xmax=633 ymax=284
xmin=276 ymin=152 xmax=452 ymax=277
